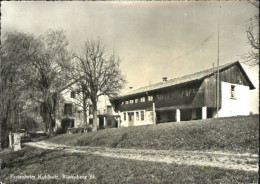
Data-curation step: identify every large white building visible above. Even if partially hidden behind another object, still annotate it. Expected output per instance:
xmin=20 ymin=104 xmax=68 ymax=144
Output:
xmin=54 ymin=61 xmax=255 ymax=131
xmin=110 ymin=61 xmax=255 ymax=127
xmin=54 ymin=89 xmax=119 ymax=133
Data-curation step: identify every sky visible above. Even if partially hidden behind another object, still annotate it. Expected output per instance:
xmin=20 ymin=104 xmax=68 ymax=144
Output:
xmin=1 ymin=1 xmax=259 ymax=113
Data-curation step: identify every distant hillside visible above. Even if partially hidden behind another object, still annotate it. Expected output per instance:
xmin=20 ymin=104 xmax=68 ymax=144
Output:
xmin=49 ymin=115 xmax=259 ymax=153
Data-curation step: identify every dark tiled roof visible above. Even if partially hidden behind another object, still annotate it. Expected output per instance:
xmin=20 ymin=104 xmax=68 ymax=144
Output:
xmin=112 ymin=61 xmax=254 ymax=100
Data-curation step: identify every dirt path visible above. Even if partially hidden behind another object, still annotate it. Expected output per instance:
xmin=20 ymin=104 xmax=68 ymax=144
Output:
xmin=24 ymin=141 xmax=258 ymax=172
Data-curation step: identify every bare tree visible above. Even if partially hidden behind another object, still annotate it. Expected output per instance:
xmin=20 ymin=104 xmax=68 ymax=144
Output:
xmin=59 ymin=55 xmax=90 ymax=127
xmin=72 ymin=39 xmax=126 ymax=131
xmin=244 ymin=0 xmax=259 ymax=66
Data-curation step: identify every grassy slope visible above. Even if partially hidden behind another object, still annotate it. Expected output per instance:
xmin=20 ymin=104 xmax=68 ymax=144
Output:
xmin=49 ymin=115 xmax=259 ymax=153
xmin=1 ymin=147 xmax=258 ymax=184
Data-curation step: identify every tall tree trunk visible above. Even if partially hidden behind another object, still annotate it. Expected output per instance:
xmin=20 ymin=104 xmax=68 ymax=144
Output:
xmin=92 ymin=102 xmax=98 ymax=131
xmin=82 ymin=92 xmax=88 ymax=126
xmin=1 ymin=102 xmax=12 ymax=148
xmin=40 ymin=102 xmax=54 ymax=136
xmin=1 ymin=117 xmax=9 ymax=148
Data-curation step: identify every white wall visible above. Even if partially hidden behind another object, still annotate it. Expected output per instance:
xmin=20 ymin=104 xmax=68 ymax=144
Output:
xmin=119 ymin=110 xmax=154 ymax=127
xmin=56 ymin=90 xmax=120 ymax=129
xmin=214 ymin=81 xmax=250 ymax=117
xmin=241 ymin=63 xmax=259 ymax=114
xmin=56 ymin=89 xmax=86 ymax=129
xmin=97 ymin=95 xmax=117 ymax=115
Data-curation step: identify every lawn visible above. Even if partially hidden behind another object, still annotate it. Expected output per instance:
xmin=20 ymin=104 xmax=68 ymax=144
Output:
xmin=49 ymin=115 xmax=259 ymax=153
xmin=0 ymin=147 xmax=258 ymax=184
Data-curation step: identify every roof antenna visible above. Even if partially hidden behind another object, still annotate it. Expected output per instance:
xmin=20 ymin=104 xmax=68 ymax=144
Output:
xmin=216 ymin=6 xmax=221 ymax=118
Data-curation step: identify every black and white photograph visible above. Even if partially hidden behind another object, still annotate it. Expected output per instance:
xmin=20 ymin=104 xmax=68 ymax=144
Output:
xmin=0 ymin=1 xmax=259 ymax=183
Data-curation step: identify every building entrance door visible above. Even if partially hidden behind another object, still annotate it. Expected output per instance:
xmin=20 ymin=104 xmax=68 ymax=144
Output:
xmin=128 ymin=112 xmax=134 ymax=126
xmin=99 ymin=117 xmax=104 ymax=129
xmin=61 ymin=118 xmax=74 ymax=133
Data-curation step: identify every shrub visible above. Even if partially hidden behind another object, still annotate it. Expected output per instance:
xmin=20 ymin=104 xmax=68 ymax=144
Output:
xmin=55 ymin=127 xmax=65 ymax=134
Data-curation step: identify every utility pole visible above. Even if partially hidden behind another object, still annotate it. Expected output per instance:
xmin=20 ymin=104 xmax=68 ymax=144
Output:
xmin=152 ymin=102 xmax=156 ymax=124
xmin=216 ymin=6 xmax=221 ymax=118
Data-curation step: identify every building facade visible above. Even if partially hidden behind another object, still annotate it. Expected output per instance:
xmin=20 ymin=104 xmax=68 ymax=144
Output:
xmin=110 ymin=61 xmax=255 ymax=127
xmin=54 ymin=89 xmax=119 ymax=133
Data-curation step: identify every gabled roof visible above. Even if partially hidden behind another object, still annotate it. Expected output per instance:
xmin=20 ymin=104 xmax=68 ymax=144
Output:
xmin=112 ymin=61 xmax=255 ymax=100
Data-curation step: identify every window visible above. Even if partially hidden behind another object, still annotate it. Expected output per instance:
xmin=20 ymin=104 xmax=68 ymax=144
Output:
xmin=136 ymin=112 xmax=139 ymax=121
xmin=141 ymin=111 xmax=144 ymax=121
xmin=71 ymin=91 xmax=75 ymax=98
xmin=107 ymin=106 xmax=112 ymax=114
xmin=186 ymin=89 xmax=189 ymax=96
xmin=148 ymin=96 xmax=153 ymax=101
xmin=64 ymin=103 xmax=72 ymax=115
xmin=125 ymin=101 xmax=129 ymax=104
xmin=130 ymin=100 xmax=134 ymax=104
xmin=135 ymin=99 xmax=139 ymax=103
xmin=182 ymin=88 xmax=195 ymax=96
xmin=231 ymin=85 xmax=236 ymax=99
xmin=190 ymin=88 xmax=196 ymax=96
xmin=124 ymin=113 xmax=126 ymax=121
xmin=157 ymin=94 xmax=164 ymax=100
xmin=128 ymin=112 xmax=132 ymax=121
xmin=182 ymin=89 xmax=186 ymax=96
xmin=121 ymin=101 xmax=125 ymax=105
xmin=141 ymin=97 xmax=145 ymax=102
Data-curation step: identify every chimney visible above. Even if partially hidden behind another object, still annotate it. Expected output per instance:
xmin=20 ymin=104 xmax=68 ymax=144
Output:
xmin=162 ymin=77 xmax=167 ymax=82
